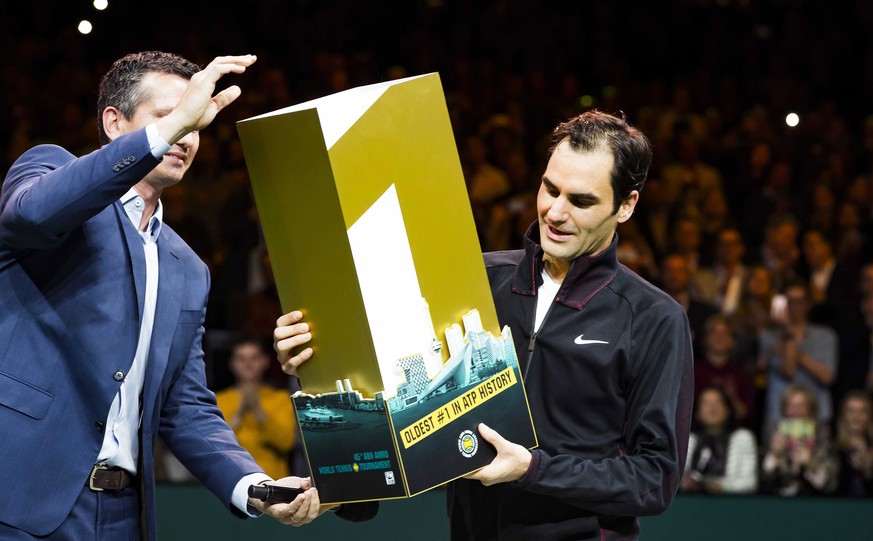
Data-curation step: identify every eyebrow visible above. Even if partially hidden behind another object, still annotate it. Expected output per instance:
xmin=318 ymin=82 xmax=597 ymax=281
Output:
xmin=542 ymin=177 xmax=601 ymax=205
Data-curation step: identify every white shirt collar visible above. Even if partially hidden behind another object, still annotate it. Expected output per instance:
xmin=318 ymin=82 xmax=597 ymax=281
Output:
xmin=120 ymin=187 xmax=163 ymax=242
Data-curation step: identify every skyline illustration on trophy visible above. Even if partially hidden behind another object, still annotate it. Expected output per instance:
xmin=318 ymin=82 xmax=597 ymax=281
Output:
xmin=387 ymin=306 xmax=517 ymax=413
xmin=293 ymin=304 xmax=518 ymax=416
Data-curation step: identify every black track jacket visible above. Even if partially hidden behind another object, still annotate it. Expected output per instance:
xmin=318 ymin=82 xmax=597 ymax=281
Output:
xmin=448 ymin=225 xmax=693 ymax=540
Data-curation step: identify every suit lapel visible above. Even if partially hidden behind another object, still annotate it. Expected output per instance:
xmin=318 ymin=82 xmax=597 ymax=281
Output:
xmin=143 ymin=230 xmax=184 ymax=414
xmin=114 ymin=202 xmax=146 ymax=325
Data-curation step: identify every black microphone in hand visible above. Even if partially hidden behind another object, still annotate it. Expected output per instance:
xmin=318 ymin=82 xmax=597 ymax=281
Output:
xmin=248 ymin=484 xmax=304 ymax=504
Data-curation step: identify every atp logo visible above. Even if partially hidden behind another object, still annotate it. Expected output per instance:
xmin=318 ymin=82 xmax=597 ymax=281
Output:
xmin=458 ymin=430 xmax=479 ymax=458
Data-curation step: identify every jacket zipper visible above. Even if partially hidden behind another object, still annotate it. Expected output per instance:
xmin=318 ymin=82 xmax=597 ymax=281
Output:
xmin=524 ymin=299 xmax=557 ymax=380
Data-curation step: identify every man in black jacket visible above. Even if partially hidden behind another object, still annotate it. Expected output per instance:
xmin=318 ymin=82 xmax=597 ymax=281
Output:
xmin=275 ymin=110 xmax=694 ymax=540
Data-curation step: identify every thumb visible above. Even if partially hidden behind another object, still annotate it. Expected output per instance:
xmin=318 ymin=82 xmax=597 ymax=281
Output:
xmin=477 ymin=423 xmax=504 ymax=448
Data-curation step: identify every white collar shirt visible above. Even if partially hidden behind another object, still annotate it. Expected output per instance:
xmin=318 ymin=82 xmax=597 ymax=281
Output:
xmin=95 ymin=188 xmax=162 ymax=474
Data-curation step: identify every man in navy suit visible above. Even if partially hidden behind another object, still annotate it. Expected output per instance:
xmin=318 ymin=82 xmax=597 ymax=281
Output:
xmin=0 ymin=51 xmax=322 ymax=539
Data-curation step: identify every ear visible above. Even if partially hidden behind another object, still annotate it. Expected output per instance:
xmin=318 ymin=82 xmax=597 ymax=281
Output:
xmin=101 ymin=106 xmax=126 ymax=142
xmin=616 ymin=190 xmax=640 ymax=224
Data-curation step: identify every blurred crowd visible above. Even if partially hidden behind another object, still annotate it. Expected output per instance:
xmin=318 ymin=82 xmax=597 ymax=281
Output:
xmin=4 ymin=0 xmax=873 ymax=497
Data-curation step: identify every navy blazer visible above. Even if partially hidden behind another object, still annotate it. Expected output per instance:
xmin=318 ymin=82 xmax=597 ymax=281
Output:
xmin=0 ymin=129 xmax=263 ymax=537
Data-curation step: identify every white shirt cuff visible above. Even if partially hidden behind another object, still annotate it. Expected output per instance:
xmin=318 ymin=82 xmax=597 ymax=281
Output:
xmin=145 ymin=123 xmax=171 ymax=159
xmin=232 ymin=472 xmax=273 ymax=517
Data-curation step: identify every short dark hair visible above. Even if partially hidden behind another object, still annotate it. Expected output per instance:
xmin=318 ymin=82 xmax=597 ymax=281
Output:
xmin=96 ymin=51 xmax=200 ymax=145
xmin=703 ymin=313 xmax=735 ymax=341
xmin=547 ymin=109 xmax=652 ymax=213
xmin=230 ymin=338 xmax=269 ymax=359
xmin=802 ymin=227 xmax=835 ymax=249
xmin=693 ymin=385 xmax=737 ymax=432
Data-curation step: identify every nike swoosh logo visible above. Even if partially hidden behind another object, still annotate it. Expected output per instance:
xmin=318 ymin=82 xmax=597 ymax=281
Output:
xmin=574 ymin=334 xmax=609 ymax=345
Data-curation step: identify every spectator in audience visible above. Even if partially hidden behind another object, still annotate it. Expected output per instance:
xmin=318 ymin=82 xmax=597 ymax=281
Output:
xmin=661 ymin=132 xmax=725 ymax=234
xmin=484 ymin=149 xmax=538 ymax=251
xmin=692 ymin=227 xmax=749 ymax=315
xmin=681 ymin=386 xmax=758 ymax=495
xmin=462 ymin=134 xmax=510 ymax=250
xmin=760 ymin=384 xmax=838 ymax=496
xmin=805 ymin=183 xmax=837 ymax=237
xmin=730 ymin=140 xmax=772 ymax=222
xmin=860 ymin=262 xmax=873 ymax=299
xmin=733 ymin=265 xmax=780 ymax=346
xmin=697 ymin=190 xmax=734 ymax=255
xmin=742 ymin=162 xmax=803 ymax=257
xmin=668 ymin=217 xmax=706 ymax=272
xmin=695 ymin=315 xmax=755 ymax=426
xmin=834 ymin=199 xmax=868 ymax=266
xmin=759 ymin=282 xmax=837 ymax=440
xmin=655 ymin=86 xmax=707 ymax=144
xmin=730 ymin=265 xmax=781 ymax=434
xmin=632 ymin=176 xmax=674 ymax=262
xmin=757 ymin=214 xmax=802 ymax=294
xmin=660 ymin=252 xmax=719 ymax=356
xmin=800 ymin=228 xmax=858 ymax=330
xmin=216 ymin=340 xmax=296 ymax=479
xmin=833 ymin=273 xmax=873 ymax=408
xmin=616 ymin=224 xmax=659 ymax=282
xmin=834 ymin=390 xmax=873 ymax=497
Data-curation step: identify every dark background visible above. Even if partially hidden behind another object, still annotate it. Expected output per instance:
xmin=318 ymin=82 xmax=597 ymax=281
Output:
xmin=5 ymin=0 xmax=873 ymax=498
xmin=6 ymin=0 xmax=873 ymax=167
xmin=5 ymin=0 xmax=873 ymax=422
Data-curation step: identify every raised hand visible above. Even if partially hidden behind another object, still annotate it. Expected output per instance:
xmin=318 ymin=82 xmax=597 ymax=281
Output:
xmin=156 ymin=54 xmax=257 ymax=144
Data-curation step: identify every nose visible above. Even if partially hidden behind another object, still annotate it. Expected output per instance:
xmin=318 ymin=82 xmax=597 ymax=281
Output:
xmin=177 ymin=130 xmax=197 ymax=149
xmin=545 ymin=196 xmax=569 ymax=223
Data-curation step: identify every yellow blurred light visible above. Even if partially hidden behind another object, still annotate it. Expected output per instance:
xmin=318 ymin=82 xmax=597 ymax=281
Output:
xmin=785 ymin=113 xmax=800 ymax=127
xmin=94 ymin=0 xmax=109 ymax=10
xmin=78 ymin=20 xmax=93 ymax=34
